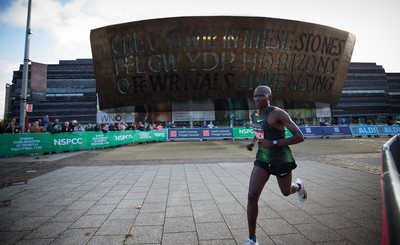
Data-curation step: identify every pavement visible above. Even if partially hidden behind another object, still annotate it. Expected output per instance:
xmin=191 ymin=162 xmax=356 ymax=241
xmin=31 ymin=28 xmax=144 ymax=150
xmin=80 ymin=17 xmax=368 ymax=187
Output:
xmin=0 ymin=139 xmax=383 ymax=244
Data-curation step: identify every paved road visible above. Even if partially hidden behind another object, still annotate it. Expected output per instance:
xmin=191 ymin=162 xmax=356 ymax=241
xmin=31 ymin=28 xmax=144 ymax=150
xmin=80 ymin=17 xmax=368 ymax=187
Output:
xmin=0 ymin=138 xmax=385 ymax=244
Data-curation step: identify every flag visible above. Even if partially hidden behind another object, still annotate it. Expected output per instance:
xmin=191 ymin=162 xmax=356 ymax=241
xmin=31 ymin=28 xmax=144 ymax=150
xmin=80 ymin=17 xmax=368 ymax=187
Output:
xmin=30 ymin=62 xmax=47 ymax=101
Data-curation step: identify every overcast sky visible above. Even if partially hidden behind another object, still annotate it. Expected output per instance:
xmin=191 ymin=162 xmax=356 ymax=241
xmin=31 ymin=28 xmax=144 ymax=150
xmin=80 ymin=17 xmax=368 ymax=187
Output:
xmin=0 ymin=0 xmax=399 ymax=120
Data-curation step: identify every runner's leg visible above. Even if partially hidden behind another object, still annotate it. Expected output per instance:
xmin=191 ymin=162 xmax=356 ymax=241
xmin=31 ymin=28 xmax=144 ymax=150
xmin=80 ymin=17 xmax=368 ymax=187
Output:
xmin=276 ymin=172 xmax=299 ymax=196
xmin=247 ymin=166 xmax=270 ymax=237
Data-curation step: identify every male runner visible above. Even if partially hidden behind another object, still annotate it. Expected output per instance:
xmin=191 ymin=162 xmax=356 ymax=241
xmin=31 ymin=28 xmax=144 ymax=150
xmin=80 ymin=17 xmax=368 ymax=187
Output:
xmin=245 ymin=85 xmax=307 ymax=245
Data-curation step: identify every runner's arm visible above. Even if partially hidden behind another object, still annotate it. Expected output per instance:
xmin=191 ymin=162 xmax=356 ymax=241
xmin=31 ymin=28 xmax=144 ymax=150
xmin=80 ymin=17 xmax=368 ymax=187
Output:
xmin=260 ymin=109 xmax=304 ymax=148
xmin=275 ymin=110 xmax=304 ymax=146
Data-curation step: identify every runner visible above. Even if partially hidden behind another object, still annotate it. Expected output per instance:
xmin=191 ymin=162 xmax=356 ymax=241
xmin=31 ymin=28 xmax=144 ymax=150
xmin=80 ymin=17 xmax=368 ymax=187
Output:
xmin=245 ymin=85 xmax=307 ymax=245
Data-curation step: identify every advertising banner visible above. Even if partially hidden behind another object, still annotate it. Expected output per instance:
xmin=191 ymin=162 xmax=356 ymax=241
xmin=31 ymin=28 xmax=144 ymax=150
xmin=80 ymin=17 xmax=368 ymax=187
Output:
xmin=349 ymin=126 xmax=379 ymax=136
xmin=299 ymin=126 xmax=324 ymax=137
xmin=0 ymin=130 xmax=168 ymax=157
xmin=232 ymin=128 xmax=254 ymax=139
xmin=52 ymin=133 xmax=90 ymax=151
xmin=5 ymin=125 xmax=397 ymax=158
xmin=202 ymin=128 xmax=232 ymax=139
xmin=0 ymin=134 xmax=51 ymax=156
xmin=136 ymin=130 xmax=167 ymax=141
xmin=377 ymin=125 xmax=400 ymax=135
xmin=322 ymin=126 xmax=352 ymax=136
xmin=97 ymin=112 xmax=135 ymax=123
xmin=168 ymin=128 xmax=202 ymax=139
xmin=30 ymin=62 xmax=47 ymax=101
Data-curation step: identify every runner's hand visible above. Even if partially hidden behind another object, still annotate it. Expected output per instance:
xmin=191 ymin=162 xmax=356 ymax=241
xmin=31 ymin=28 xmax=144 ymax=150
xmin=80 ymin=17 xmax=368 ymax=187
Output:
xmin=246 ymin=142 xmax=255 ymax=151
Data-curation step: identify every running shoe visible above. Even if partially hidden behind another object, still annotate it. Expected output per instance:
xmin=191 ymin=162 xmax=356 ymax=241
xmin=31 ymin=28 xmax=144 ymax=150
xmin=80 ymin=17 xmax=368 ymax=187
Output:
xmin=295 ymin=178 xmax=307 ymax=202
xmin=246 ymin=238 xmax=259 ymax=245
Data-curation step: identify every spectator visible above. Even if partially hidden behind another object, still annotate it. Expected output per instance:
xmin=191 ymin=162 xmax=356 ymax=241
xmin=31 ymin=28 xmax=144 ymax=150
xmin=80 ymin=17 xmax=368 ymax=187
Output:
xmin=70 ymin=120 xmax=78 ymax=131
xmin=25 ymin=113 xmax=30 ymax=132
xmin=126 ymin=122 xmax=136 ymax=130
xmin=61 ymin=121 xmax=73 ymax=133
xmin=101 ymin=124 xmax=109 ymax=133
xmin=319 ymin=119 xmax=330 ymax=126
xmin=386 ymin=117 xmax=393 ymax=126
xmin=94 ymin=121 xmax=102 ymax=132
xmin=208 ymin=121 xmax=214 ymax=128
xmin=201 ymin=121 xmax=208 ymax=128
xmin=29 ymin=121 xmax=44 ymax=133
xmin=5 ymin=117 xmax=20 ymax=133
xmin=116 ymin=122 xmax=125 ymax=131
xmin=74 ymin=123 xmax=85 ymax=132
xmin=37 ymin=118 xmax=43 ymax=127
xmin=42 ymin=115 xmax=50 ymax=132
xmin=0 ymin=119 xmax=4 ymax=134
xmin=121 ymin=122 xmax=129 ymax=131
xmin=167 ymin=121 xmax=176 ymax=128
xmin=137 ymin=121 xmax=145 ymax=131
xmin=155 ymin=123 xmax=163 ymax=130
xmin=50 ymin=118 xmax=62 ymax=134
xmin=108 ymin=122 xmax=117 ymax=131
xmin=85 ymin=123 xmax=95 ymax=131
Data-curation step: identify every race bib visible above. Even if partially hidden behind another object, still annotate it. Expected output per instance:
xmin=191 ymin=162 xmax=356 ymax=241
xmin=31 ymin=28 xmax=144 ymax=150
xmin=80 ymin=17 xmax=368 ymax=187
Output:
xmin=252 ymin=123 xmax=264 ymax=141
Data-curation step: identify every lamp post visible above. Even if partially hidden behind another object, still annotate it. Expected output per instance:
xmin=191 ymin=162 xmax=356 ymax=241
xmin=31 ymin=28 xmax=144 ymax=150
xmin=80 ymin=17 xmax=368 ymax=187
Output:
xmin=19 ymin=0 xmax=32 ymax=133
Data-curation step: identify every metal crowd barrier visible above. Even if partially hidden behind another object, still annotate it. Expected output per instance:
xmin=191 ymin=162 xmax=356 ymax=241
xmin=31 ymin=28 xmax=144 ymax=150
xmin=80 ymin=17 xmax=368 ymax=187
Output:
xmin=380 ymin=134 xmax=400 ymax=245
xmin=1 ymin=126 xmax=400 ymax=158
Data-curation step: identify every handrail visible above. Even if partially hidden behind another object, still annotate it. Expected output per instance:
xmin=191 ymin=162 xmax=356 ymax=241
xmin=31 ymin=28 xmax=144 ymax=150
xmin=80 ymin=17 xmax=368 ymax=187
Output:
xmin=380 ymin=134 xmax=400 ymax=245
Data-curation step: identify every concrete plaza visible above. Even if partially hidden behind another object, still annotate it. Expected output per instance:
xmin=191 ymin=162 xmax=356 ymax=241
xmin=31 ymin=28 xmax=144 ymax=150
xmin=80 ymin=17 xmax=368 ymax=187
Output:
xmin=0 ymin=139 xmax=383 ymax=244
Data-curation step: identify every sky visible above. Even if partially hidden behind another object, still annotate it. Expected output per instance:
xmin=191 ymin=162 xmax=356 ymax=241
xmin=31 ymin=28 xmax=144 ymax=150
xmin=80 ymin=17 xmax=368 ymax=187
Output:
xmin=0 ymin=0 xmax=399 ymax=120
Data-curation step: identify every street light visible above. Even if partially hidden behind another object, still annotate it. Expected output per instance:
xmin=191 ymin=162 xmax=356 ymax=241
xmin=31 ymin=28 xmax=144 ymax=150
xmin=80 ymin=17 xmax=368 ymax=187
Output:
xmin=19 ymin=0 xmax=32 ymax=133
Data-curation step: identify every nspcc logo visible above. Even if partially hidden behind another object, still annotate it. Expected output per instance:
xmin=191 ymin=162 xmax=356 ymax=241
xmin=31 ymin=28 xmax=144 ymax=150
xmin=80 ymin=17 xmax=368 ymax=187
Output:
xmin=114 ymin=134 xmax=133 ymax=141
xmin=54 ymin=138 xmax=83 ymax=145
xmin=238 ymin=128 xmax=253 ymax=135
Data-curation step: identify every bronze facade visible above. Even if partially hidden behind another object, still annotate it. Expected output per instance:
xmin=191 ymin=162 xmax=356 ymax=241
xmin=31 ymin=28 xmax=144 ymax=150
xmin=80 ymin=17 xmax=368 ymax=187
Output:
xmin=90 ymin=16 xmax=355 ymax=110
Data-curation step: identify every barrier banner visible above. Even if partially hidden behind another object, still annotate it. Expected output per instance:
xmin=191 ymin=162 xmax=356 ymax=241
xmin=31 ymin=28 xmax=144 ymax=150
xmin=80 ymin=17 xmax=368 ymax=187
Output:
xmin=322 ymin=126 xmax=352 ymax=136
xmin=89 ymin=132 xmax=111 ymax=148
xmin=0 ymin=134 xmax=52 ymax=156
xmin=299 ymin=126 xmax=324 ymax=137
xmin=349 ymin=125 xmax=379 ymax=136
xmin=4 ymin=125 xmax=398 ymax=158
xmin=136 ymin=130 xmax=167 ymax=141
xmin=0 ymin=130 xmax=168 ymax=157
xmin=202 ymin=128 xmax=233 ymax=139
xmin=232 ymin=128 xmax=254 ymax=139
xmin=377 ymin=125 xmax=400 ymax=135
xmin=168 ymin=128 xmax=202 ymax=139
xmin=52 ymin=133 xmax=90 ymax=151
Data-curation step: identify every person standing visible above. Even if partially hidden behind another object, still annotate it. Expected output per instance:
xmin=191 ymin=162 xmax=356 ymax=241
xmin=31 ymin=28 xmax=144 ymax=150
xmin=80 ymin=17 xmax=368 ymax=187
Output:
xmin=29 ymin=121 xmax=44 ymax=133
xmin=94 ymin=121 xmax=102 ymax=132
xmin=50 ymin=118 xmax=62 ymax=133
xmin=245 ymin=85 xmax=307 ymax=245
xmin=74 ymin=123 xmax=85 ymax=132
xmin=85 ymin=123 xmax=95 ymax=131
xmin=42 ymin=115 xmax=50 ymax=132
xmin=61 ymin=121 xmax=73 ymax=133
